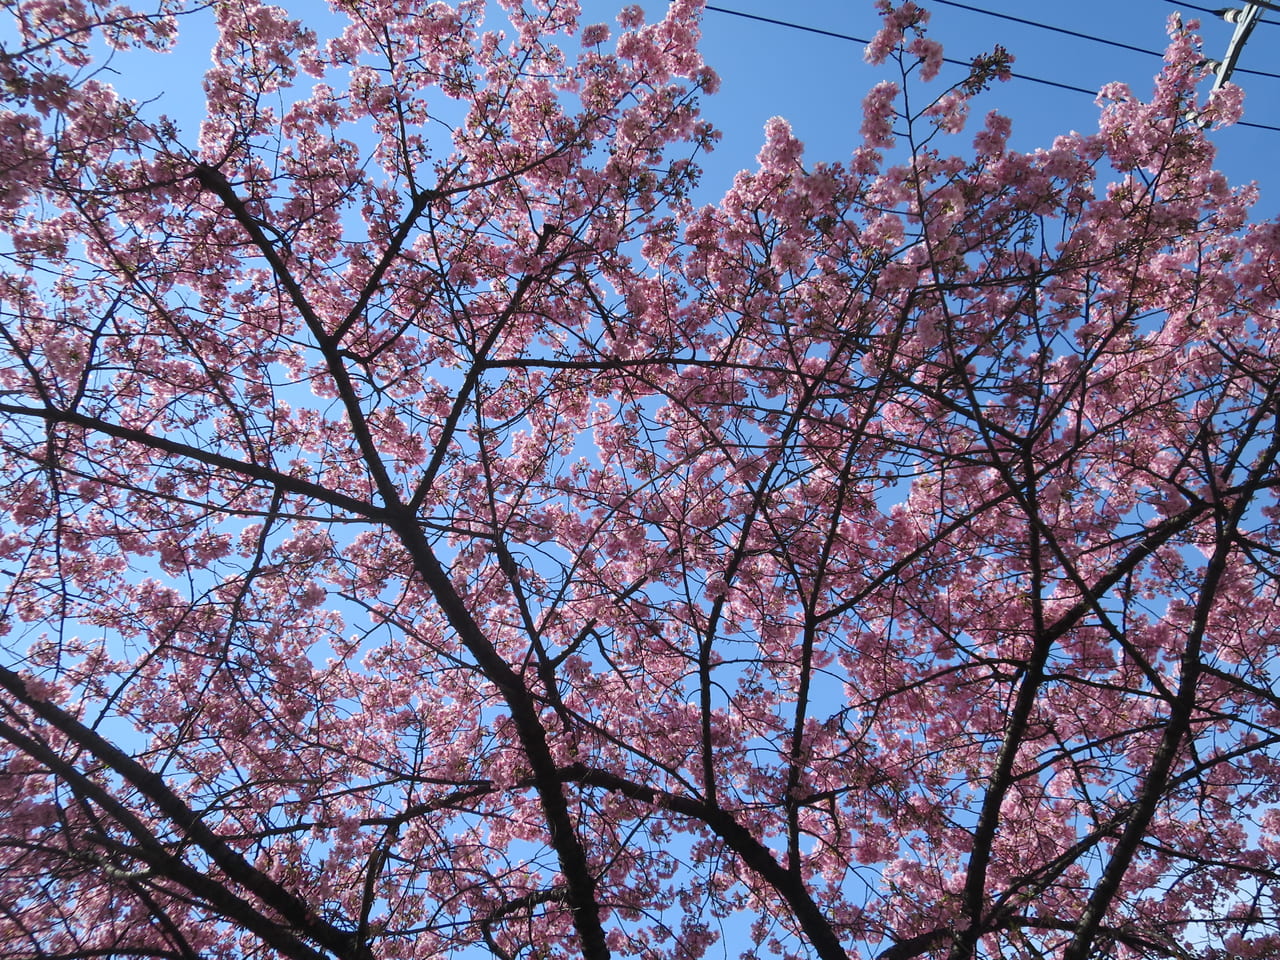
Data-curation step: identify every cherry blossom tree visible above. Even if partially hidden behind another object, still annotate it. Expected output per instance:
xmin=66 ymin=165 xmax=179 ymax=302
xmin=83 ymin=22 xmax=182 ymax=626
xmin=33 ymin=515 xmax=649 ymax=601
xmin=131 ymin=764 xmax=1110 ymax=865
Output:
xmin=3 ymin=0 xmax=1280 ymax=958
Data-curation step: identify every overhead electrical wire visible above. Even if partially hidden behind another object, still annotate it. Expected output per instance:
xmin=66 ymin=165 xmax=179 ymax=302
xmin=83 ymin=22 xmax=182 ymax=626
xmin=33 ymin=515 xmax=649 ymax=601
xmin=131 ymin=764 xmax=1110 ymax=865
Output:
xmin=928 ymin=0 xmax=1163 ymax=57
xmin=1157 ymin=0 xmax=1231 ymax=13
xmin=702 ymin=5 xmax=1098 ymax=93
xmin=702 ymin=4 xmax=1280 ymax=133
xmin=931 ymin=0 xmax=1280 ymax=79
xmin=702 ymin=4 xmax=870 ymax=45
xmin=1154 ymin=0 xmax=1280 ymax=29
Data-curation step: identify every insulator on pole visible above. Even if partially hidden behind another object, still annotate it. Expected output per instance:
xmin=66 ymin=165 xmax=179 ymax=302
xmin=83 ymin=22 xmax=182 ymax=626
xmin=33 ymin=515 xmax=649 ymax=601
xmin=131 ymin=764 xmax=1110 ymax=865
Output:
xmin=1210 ymin=2 xmax=1263 ymax=92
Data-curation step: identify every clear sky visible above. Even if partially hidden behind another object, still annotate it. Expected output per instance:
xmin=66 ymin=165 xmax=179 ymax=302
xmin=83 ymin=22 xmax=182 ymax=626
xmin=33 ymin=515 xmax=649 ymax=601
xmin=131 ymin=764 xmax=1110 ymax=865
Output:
xmin=625 ymin=0 xmax=1280 ymax=213
xmin=10 ymin=1 xmax=1274 ymax=213
xmin=3 ymin=4 xmax=1275 ymax=954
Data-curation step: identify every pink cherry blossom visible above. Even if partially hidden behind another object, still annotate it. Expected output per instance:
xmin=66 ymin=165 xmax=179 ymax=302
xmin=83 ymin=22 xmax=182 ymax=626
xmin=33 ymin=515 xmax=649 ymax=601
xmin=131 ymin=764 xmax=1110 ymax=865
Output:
xmin=2 ymin=4 xmax=1280 ymax=960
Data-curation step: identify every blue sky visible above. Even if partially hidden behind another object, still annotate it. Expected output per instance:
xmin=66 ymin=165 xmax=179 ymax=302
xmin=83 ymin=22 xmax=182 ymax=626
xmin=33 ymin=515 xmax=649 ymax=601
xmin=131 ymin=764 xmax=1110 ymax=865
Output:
xmin=13 ymin=0 xmax=1274 ymax=213
xmin=3 ymin=4 xmax=1275 ymax=953
xmin=648 ymin=0 xmax=1280 ymax=211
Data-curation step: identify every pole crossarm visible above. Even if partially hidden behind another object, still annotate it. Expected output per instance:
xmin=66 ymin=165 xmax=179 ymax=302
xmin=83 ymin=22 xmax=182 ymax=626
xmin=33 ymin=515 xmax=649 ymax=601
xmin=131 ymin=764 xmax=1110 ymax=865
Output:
xmin=1208 ymin=3 xmax=1266 ymax=91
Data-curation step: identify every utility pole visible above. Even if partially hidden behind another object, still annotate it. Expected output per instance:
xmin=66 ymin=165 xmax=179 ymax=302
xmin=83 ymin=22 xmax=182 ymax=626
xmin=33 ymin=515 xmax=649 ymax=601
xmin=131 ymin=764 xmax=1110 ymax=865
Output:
xmin=1207 ymin=2 xmax=1273 ymax=91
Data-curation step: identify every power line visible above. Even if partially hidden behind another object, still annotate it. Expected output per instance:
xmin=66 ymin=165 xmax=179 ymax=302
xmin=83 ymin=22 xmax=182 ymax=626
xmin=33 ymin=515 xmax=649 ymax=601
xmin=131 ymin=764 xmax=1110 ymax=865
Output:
xmin=931 ymin=0 xmax=1280 ymax=80
xmin=929 ymin=0 xmax=1163 ymax=57
xmin=1157 ymin=0 xmax=1226 ymax=13
xmin=704 ymin=5 xmax=1097 ymax=93
xmin=703 ymin=6 xmax=870 ymax=45
xmin=1154 ymin=0 xmax=1280 ymax=29
xmin=702 ymin=4 xmax=1280 ymax=132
